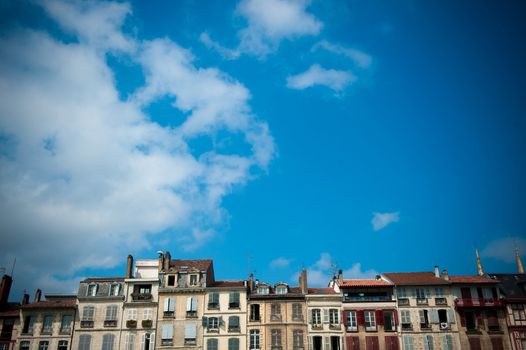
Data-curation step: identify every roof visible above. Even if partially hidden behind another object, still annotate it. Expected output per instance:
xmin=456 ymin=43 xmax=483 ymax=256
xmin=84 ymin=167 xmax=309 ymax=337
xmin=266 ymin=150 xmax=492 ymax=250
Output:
xmin=21 ymin=299 xmax=76 ymax=309
xmin=211 ymin=280 xmax=245 ymax=288
xmin=0 ymin=303 xmax=20 ymax=317
xmin=383 ymin=272 xmax=451 ymax=286
xmin=488 ymin=273 xmax=526 ymax=299
xmin=308 ymin=288 xmax=338 ymax=295
xmin=169 ymin=259 xmax=213 ymax=272
xmin=449 ymin=275 xmax=499 ymax=284
xmin=82 ymin=277 xmax=125 ymax=283
xmin=340 ymin=279 xmax=392 ymax=287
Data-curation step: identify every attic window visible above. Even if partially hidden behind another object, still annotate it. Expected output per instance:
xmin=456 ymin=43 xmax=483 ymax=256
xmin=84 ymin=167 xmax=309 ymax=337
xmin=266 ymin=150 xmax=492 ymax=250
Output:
xmin=87 ymin=284 xmax=97 ymax=297
xmin=275 ymin=285 xmax=287 ymax=295
xmin=257 ymin=285 xmax=269 ymax=295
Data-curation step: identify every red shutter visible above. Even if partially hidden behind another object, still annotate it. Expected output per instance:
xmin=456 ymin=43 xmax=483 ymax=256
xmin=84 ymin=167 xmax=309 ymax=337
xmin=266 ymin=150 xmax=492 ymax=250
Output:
xmin=366 ymin=336 xmax=379 ymax=350
xmin=346 ymin=336 xmax=360 ymax=350
xmin=490 ymin=337 xmax=504 ymax=350
xmin=357 ymin=310 xmax=365 ymax=326
xmin=385 ymin=336 xmax=399 ymax=350
xmin=393 ymin=310 xmax=399 ymax=325
xmin=375 ymin=310 xmax=383 ymax=326
xmin=459 ymin=310 xmax=466 ymax=327
xmin=342 ymin=310 xmax=348 ymax=326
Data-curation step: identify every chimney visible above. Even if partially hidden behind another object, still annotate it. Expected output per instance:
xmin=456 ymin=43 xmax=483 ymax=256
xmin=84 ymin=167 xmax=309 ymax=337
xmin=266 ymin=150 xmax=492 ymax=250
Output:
xmin=300 ymin=268 xmax=308 ymax=294
xmin=0 ymin=275 xmax=12 ymax=306
xmin=248 ymin=273 xmax=254 ymax=292
xmin=34 ymin=289 xmax=42 ymax=302
xmin=516 ymin=247 xmax=525 ymax=274
xmin=158 ymin=251 xmax=164 ymax=272
xmin=164 ymin=251 xmax=171 ymax=271
xmin=434 ymin=265 xmax=440 ymax=278
xmin=338 ymin=269 xmax=343 ymax=285
xmin=126 ymin=255 xmax=134 ymax=279
xmin=441 ymin=269 xmax=449 ymax=281
xmin=22 ymin=293 xmax=29 ymax=305
xmin=476 ymin=248 xmax=484 ymax=276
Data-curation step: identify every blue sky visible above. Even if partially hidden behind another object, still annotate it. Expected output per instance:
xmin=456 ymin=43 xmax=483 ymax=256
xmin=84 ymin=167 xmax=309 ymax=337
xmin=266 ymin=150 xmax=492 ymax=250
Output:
xmin=0 ymin=0 xmax=525 ymax=298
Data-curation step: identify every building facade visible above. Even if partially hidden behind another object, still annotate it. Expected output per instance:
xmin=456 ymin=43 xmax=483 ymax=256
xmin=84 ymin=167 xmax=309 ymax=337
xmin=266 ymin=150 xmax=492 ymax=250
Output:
xmin=305 ymin=285 xmax=342 ymax=350
xmin=0 ymin=275 xmax=20 ymax=350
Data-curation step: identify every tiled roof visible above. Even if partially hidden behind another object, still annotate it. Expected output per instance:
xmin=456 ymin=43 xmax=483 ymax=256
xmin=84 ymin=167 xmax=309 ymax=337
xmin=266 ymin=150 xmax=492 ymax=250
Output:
xmin=211 ymin=280 xmax=245 ymax=288
xmin=169 ymin=259 xmax=213 ymax=272
xmin=489 ymin=273 xmax=526 ymax=299
xmin=82 ymin=277 xmax=125 ymax=282
xmin=340 ymin=279 xmax=392 ymax=287
xmin=383 ymin=272 xmax=451 ymax=286
xmin=308 ymin=288 xmax=338 ymax=295
xmin=21 ymin=300 xmax=77 ymax=309
xmin=449 ymin=275 xmax=499 ymax=284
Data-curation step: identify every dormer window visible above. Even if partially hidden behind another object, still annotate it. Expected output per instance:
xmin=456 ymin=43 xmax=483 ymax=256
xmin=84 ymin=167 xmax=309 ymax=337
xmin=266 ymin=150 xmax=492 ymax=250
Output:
xmin=275 ymin=285 xmax=288 ymax=295
xmin=189 ymin=274 xmax=198 ymax=286
xmin=109 ymin=283 xmax=120 ymax=296
xmin=87 ymin=284 xmax=97 ymax=297
xmin=167 ymin=275 xmax=175 ymax=286
xmin=257 ymin=285 xmax=269 ymax=295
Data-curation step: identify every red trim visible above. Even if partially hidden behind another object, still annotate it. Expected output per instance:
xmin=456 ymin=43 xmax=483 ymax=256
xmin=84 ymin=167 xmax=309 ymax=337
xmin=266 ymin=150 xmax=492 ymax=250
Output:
xmin=375 ymin=310 xmax=383 ymax=326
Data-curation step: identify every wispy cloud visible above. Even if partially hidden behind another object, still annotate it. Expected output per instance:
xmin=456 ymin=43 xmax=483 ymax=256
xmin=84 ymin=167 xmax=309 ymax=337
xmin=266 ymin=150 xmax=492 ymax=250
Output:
xmin=481 ymin=236 xmax=526 ymax=264
xmin=199 ymin=32 xmax=241 ymax=60
xmin=371 ymin=212 xmax=400 ymax=231
xmin=293 ymin=253 xmax=378 ymax=287
xmin=286 ymin=64 xmax=356 ymax=92
xmin=312 ymin=40 xmax=372 ymax=69
xmin=269 ymin=257 xmax=292 ymax=268
xmin=0 ymin=0 xmax=274 ymax=296
xmin=236 ymin=0 xmax=322 ymax=57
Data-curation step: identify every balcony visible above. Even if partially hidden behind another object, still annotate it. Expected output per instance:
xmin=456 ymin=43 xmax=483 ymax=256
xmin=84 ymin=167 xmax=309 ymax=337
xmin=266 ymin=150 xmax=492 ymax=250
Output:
xmin=208 ymin=303 xmax=219 ymax=310
xmin=420 ymin=323 xmax=431 ymax=330
xmin=41 ymin=328 xmax=52 ymax=335
xmin=104 ymin=320 xmax=117 ymax=327
xmin=416 ymin=298 xmax=428 ymax=305
xmin=454 ymin=298 xmax=502 ymax=308
xmin=131 ymin=293 xmax=152 ymax=302
xmin=228 ymin=326 xmax=240 ymax=333
xmin=142 ymin=320 xmax=153 ymax=328
xmin=163 ymin=311 xmax=174 ymax=318
xmin=401 ymin=323 xmax=412 ymax=331
xmin=271 ymin=346 xmax=282 ymax=350
xmin=398 ymin=298 xmax=409 ymax=306
xmin=126 ymin=320 xmax=137 ymax=328
xmin=59 ymin=327 xmax=71 ymax=335
xmin=80 ymin=321 xmax=93 ymax=328
xmin=229 ymin=302 xmax=240 ymax=309
xmin=161 ymin=339 xmax=173 ymax=346
xmin=344 ymin=295 xmax=393 ymax=302
xmin=186 ymin=311 xmax=197 ymax=318
xmin=270 ymin=314 xmax=282 ymax=322
xmin=435 ymin=298 xmax=447 ymax=305
xmin=329 ymin=324 xmax=341 ymax=330
xmin=184 ymin=339 xmax=196 ymax=345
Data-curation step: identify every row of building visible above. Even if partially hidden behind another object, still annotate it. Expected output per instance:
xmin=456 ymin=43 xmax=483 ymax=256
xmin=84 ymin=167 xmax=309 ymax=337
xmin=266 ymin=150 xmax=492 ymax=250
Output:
xmin=0 ymin=249 xmax=525 ymax=350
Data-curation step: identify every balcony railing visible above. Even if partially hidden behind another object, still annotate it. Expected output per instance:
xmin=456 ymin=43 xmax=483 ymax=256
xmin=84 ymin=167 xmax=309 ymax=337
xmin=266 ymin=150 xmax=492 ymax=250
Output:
xmin=344 ymin=296 xmax=393 ymax=302
xmin=416 ymin=298 xmax=428 ymax=305
xmin=186 ymin=311 xmax=197 ymax=318
xmin=229 ymin=302 xmax=240 ymax=309
xmin=435 ymin=297 xmax=447 ymax=305
xmin=397 ymin=298 xmax=409 ymax=306
xmin=454 ymin=298 xmax=502 ymax=307
xmin=104 ymin=320 xmax=117 ymax=327
xmin=131 ymin=293 xmax=152 ymax=302
xmin=126 ymin=320 xmax=137 ymax=328
xmin=80 ymin=321 xmax=93 ymax=328
xmin=142 ymin=320 xmax=153 ymax=328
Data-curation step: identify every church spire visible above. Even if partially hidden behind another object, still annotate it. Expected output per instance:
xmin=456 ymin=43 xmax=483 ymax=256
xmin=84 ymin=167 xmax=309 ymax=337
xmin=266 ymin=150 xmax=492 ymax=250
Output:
xmin=476 ymin=248 xmax=484 ymax=276
xmin=516 ymin=246 xmax=525 ymax=274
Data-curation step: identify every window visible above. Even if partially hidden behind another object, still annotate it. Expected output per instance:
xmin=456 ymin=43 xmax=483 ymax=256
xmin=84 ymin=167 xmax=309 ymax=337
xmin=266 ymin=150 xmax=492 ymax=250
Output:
xmin=206 ymin=339 xmax=217 ymax=350
xmin=270 ymin=304 xmax=281 ymax=321
xmin=383 ymin=311 xmax=395 ymax=331
xmin=109 ymin=284 xmax=120 ymax=296
xmin=275 ymin=285 xmax=287 ymax=294
xmin=186 ymin=297 xmax=198 ymax=317
xmin=20 ymin=341 xmax=30 ymax=350
xmin=167 ymin=275 xmax=175 ymax=286
xmin=161 ymin=325 xmax=173 ymax=345
xmin=106 ymin=305 xmax=117 ymax=320
xmin=292 ymin=303 xmax=303 ymax=321
xmin=78 ymin=335 xmax=91 ymax=350
xmin=250 ymin=330 xmax=260 ymax=350
xmin=415 ymin=288 xmax=430 ymax=304
xmin=435 ymin=287 xmax=444 ymax=297
xmin=42 ymin=315 xmax=53 ymax=334
xmin=228 ymin=338 xmax=239 ymax=350
xmin=271 ymin=329 xmax=282 ymax=349
xmin=257 ymin=285 xmax=269 ymax=294
xmin=442 ymin=335 xmax=453 ymax=350
xmin=402 ymin=336 xmax=414 ymax=350
xmin=177 ymin=273 xmax=187 ymax=288
xmin=143 ymin=309 xmax=153 ymax=320
xmin=184 ymin=323 xmax=197 ymax=344
xmin=401 ymin=310 xmax=411 ymax=329
xmin=329 ymin=309 xmax=339 ymax=325
xmin=102 ymin=334 xmax=114 ymax=350
xmin=311 ymin=309 xmax=321 ymax=326
xmin=293 ymin=330 xmax=304 ymax=349
xmin=38 ymin=341 xmax=49 ymax=350
xmin=423 ymin=335 xmax=434 ymax=350
xmin=61 ymin=315 xmax=73 ymax=333
xmin=438 ymin=309 xmax=448 ymax=324
xmin=163 ymin=298 xmax=175 ymax=316
xmin=22 ymin=316 xmax=34 ymax=334
xmin=208 ymin=317 xmax=219 ymax=330
xmin=127 ymin=309 xmax=137 ymax=320
xmin=189 ymin=274 xmax=198 ymax=286
xmin=364 ymin=311 xmax=376 ymax=331
xmin=512 ymin=304 xmax=526 ymax=321
xmin=87 ymin=284 xmax=97 ymax=297
xmin=208 ymin=293 xmax=219 ymax=309
xmin=419 ymin=310 xmax=429 ymax=329
xmin=229 ymin=292 xmax=240 ymax=308
xmin=228 ymin=316 xmax=240 ymax=332
xmin=1 ymin=318 xmax=14 ymax=339
xmin=250 ymin=304 xmax=260 ymax=321
xmin=124 ymin=334 xmax=134 ymax=350
xmin=82 ymin=306 xmax=95 ymax=321
xmin=346 ymin=310 xmax=357 ymax=331
xmin=486 ymin=310 xmax=500 ymax=331
xmin=398 ymin=288 xmax=407 ymax=298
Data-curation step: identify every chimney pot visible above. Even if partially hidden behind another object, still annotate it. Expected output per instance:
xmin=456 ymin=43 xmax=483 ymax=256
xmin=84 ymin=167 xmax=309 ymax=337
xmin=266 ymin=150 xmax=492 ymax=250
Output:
xmin=0 ymin=275 xmax=13 ymax=306
xmin=164 ymin=251 xmax=171 ymax=271
xmin=126 ymin=255 xmax=134 ymax=279
xmin=22 ymin=293 xmax=29 ymax=305
xmin=441 ymin=269 xmax=449 ymax=281
xmin=34 ymin=289 xmax=42 ymax=302
xmin=434 ymin=265 xmax=440 ymax=278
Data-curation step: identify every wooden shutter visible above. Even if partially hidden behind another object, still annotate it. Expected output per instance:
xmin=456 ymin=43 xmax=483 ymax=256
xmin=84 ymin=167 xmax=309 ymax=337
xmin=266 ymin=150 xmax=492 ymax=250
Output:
xmin=490 ymin=337 xmax=504 ymax=350
xmin=324 ymin=336 xmax=330 ymax=350
xmin=357 ymin=310 xmax=365 ymax=326
xmin=393 ymin=310 xmax=399 ymax=325
xmin=468 ymin=337 xmax=481 ymax=350
xmin=366 ymin=336 xmax=379 ymax=350
xmin=323 ymin=309 xmax=330 ymax=323
xmin=385 ymin=336 xmax=399 ymax=350
xmin=346 ymin=336 xmax=359 ymax=350
xmin=342 ymin=310 xmax=348 ymax=326
xmin=375 ymin=310 xmax=383 ymax=326
xmin=447 ymin=309 xmax=456 ymax=323
xmin=429 ymin=309 xmax=439 ymax=324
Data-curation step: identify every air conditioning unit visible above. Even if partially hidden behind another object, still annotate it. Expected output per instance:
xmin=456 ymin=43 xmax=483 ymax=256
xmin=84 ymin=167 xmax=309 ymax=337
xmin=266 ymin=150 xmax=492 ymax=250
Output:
xmin=440 ymin=322 xmax=449 ymax=330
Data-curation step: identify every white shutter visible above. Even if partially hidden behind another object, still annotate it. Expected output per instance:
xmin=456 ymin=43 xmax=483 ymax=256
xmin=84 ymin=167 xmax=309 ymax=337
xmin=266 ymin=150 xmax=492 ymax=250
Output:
xmin=150 ymin=332 xmax=155 ymax=350
xmin=185 ymin=323 xmax=196 ymax=338
xmin=140 ymin=334 xmax=145 ymax=350
xmin=308 ymin=336 xmax=312 ymax=350
xmin=308 ymin=310 xmax=312 ymax=324
xmin=447 ymin=309 xmax=456 ymax=323
xmin=186 ymin=297 xmax=192 ymax=311
xmin=323 ymin=336 xmax=330 ymax=350
xmin=164 ymin=298 xmax=170 ymax=312
xmin=323 ymin=309 xmax=329 ymax=323
xmin=162 ymin=325 xmax=172 ymax=339
xmin=419 ymin=310 xmax=425 ymax=324
xmin=429 ymin=309 xmax=439 ymax=324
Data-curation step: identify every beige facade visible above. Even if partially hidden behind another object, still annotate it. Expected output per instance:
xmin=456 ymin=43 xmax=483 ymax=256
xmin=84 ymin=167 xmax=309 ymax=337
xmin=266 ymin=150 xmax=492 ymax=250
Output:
xmin=306 ymin=288 xmax=343 ymax=350
xmin=203 ymin=281 xmax=247 ymax=350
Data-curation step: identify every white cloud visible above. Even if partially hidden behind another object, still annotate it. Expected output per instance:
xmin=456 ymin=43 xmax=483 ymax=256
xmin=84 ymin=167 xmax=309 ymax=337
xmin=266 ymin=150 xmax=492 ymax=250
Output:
xmin=0 ymin=0 xmax=274 ymax=296
xmin=293 ymin=253 xmax=377 ymax=287
xmin=481 ymin=236 xmax=526 ymax=264
xmin=269 ymin=257 xmax=292 ymax=268
xmin=236 ymin=0 xmax=322 ymax=56
xmin=286 ymin=64 xmax=356 ymax=92
xmin=199 ymin=32 xmax=241 ymax=60
xmin=312 ymin=40 xmax=372 ymax=69
xmin=371 ymin=212 xmax=400 ymax=231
